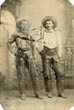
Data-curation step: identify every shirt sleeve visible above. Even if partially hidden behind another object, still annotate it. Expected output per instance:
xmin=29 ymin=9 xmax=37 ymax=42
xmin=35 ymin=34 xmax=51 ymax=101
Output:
xmin=56 ymin=31 xmax=63 ymax=58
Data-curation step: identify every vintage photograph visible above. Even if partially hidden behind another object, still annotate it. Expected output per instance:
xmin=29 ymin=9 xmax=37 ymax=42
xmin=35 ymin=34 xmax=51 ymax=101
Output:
xmin=0 ymin=0 xmax=74 ymax=110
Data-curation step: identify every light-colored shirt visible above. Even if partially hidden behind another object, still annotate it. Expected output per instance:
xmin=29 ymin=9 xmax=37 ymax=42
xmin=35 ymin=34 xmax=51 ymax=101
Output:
xmin=43 ymin=30 xmax=57 ymax=48
xmin=35 ymin=29 xmax=62 ymax=57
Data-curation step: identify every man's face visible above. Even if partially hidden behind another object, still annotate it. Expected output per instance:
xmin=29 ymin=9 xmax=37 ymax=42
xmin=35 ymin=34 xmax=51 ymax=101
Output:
xmin=20 ymin=20 xmax=30 ymax=32
xmin=45 ymin=20 xmax=54 ymax=30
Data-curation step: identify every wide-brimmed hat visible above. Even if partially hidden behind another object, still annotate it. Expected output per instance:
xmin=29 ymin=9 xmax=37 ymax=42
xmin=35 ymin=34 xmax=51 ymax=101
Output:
xmin=42 ymin=16 xmax=57 ymax=29
xmin=16 ymin=19 xmax=31 ymax=29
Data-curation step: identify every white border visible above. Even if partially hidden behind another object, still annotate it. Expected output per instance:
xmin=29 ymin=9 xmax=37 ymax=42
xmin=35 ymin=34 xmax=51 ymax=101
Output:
xmin=69 ymin=0 xmax=74 ymax=6
xmin=0 ymin=105 xmax=4 ymax=110
xmin=0 ymin=0 xmax=5 ymax=6
xmin=69 ymin=107 xmax=74 ymax=110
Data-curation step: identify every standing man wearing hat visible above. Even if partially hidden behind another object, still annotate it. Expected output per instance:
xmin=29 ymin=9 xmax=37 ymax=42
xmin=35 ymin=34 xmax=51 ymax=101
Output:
xmin=36 ymin=16 xmax=66 ymax=98
xmin=7 ymin=19 xmax=42 ymax=100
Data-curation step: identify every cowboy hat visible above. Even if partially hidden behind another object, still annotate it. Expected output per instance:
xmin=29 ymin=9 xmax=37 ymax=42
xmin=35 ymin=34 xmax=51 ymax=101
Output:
xmin=42 ymin=16 xmax=57 ymax=29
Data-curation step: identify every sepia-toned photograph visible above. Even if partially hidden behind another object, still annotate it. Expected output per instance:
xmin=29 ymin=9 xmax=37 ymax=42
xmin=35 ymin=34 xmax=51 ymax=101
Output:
xmin=0 ymin=0 xmax=74 ymax=110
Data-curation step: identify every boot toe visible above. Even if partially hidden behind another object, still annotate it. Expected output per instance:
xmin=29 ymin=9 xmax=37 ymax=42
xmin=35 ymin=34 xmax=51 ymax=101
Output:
xmin=47 ymin=93 xmax=53 ymax=98
xmin=35 ymin=95 xmax=43 ymax=99
xmin=20 ymin=94 xmax=26 ymax=100
xmin=58 ymin=94 xmax=67 ymax=98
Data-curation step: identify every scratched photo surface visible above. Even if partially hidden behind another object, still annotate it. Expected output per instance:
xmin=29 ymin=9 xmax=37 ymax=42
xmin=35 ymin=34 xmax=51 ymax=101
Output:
xmin=0 ymin=0 xmax=74 ymax=110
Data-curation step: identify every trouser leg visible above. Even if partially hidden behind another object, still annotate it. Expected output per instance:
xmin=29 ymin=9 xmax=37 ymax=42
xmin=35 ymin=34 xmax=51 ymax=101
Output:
xmin=52 ymin=61 xmax=65 ymax=95
xmin=56 ymin=77 xmax=64 ymax=95
xmin=44 ymin=77 xmax=52 ymax=93
xmin=16 ymin=57 xmax=26 ymax=95
xmin=28 ymin=58 xmax=40 ymax=96
xmin=41 ymin=56 xmax=52 ymax=94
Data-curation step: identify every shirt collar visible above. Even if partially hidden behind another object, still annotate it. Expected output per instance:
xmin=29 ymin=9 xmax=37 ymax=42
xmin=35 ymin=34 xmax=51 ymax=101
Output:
xmin=44 ymin=29 xmax=55 ymax=33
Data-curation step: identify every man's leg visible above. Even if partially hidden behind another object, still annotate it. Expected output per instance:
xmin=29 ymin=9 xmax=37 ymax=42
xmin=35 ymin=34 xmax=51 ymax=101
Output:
xmin=52 ymin=61 xmax=66 ymax=98
xmin=16 ymin=57 xmax=26 ymax=100
xmin=41 ymin=56 xmax=53 ymax=98
xmin=44 ymin=77 xmax=53 ymax=98
xmin=27 ymin=58 xmax=42 ymax=99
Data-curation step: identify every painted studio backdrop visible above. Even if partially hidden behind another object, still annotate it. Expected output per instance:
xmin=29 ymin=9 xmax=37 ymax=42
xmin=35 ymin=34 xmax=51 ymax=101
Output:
xmin=0 ymin=0 xmax=74 ymax=90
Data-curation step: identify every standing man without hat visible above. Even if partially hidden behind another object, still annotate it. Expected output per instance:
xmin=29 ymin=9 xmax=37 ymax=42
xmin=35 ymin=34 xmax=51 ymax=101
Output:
xmin=36 ymin=16 xmax=66 ymax=98
xmin=7 ymin=19 xmax=42 ymax=100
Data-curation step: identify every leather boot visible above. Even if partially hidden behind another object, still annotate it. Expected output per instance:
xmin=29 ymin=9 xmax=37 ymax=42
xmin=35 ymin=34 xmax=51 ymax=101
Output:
xmin=47 ymin=92 xmax=53 ymax=98
xmin=56 ymin=79 xmax=67 ymax=98
xmin=20 ymin=93 xmax=26 ymax=100
xmin=58 ymin=93 xmax=67 ymax=98
xmin=35 ymin=94 xmax=43 ymax=99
